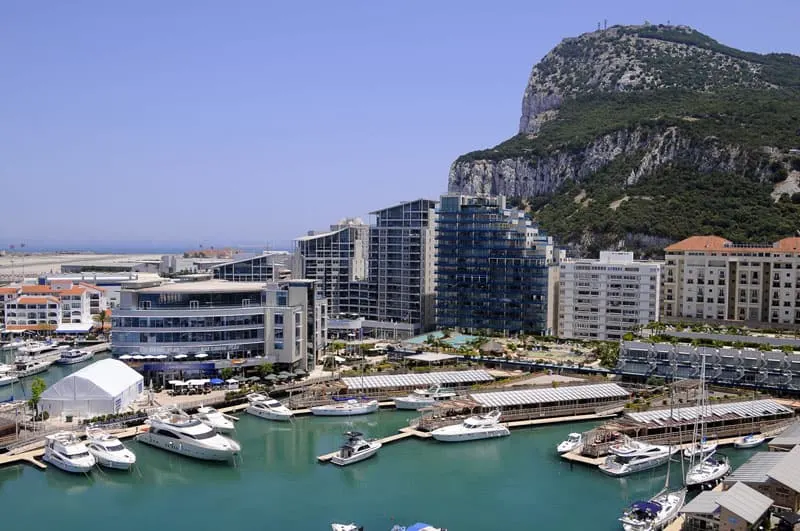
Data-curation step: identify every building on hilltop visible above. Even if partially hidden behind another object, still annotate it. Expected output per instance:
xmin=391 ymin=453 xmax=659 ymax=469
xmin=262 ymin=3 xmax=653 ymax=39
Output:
xmin=434 ymin=194 xmax=560 ymax=335
xmin=111 ymin=279 xmax=327 ymax=370
xmin=663 ymin=235 xmax=800 ymax=327
xmin=1 ymin=280 xmax=109 ymax=334
xmin=559 ymin=251 xmax=661 ymax=340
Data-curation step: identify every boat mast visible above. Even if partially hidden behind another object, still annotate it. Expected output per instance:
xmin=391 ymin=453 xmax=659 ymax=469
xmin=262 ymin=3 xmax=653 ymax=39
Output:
xmin=689 ymin=353 xmax=707 ymax=472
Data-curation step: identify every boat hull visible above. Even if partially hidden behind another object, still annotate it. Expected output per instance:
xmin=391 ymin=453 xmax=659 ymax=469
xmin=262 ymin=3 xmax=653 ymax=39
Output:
xmin=557 ymin=440 xmax=581 ymax=454
xmin=734 ymin=436 xmax=765 ymax=449
xmin=310 ymin=402 xmax=379 ymax=417
xmin=685 ymin=461 xmax=730 ymax=487
xmin=394 ymin=397 xmax=435 ymax=410
xmin=431 ymin=426 xmax=510 ymax=443
xmin=54 ymin=355 xmax=93 ymax=365
xmin=90 ymin=452 xmax=136 ymax=470
xmin=135 ymin=432 xmax=239 ymax=461
xmin=0 ymin=376 xmax=18 ymax=387
xmin=246 ymin=406 xmax=293 ymax=421
xmin=600 ymin=454 xmax=671 ymax=477
xmin=621 ymin=489 xmax=686 ymax=531
xmin=330 ymin=443 xmax=382 ymax=466
xmin=42 ymin=451 xmax=95 ymax=474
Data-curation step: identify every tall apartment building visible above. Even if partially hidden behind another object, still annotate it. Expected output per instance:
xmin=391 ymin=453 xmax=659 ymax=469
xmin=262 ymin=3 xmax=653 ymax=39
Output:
xmin=435 ymin=194 xmax=557 ymax=335
xmin=294 ymin=218 xmax=370 ymax=317
xmin=559 ymin=251 xmax=661 ymax=340
xmin=111 ymin=279 xmax=327 ymax=369
xmin=368 ymin=199 xmax=437 ymax=335
xmin=663 ymin=236 xmax=800 ymax=326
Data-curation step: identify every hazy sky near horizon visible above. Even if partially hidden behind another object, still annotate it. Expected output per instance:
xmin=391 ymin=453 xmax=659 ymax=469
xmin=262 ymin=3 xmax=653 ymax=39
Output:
xmin=3 ymin=1 xmax=799 ymax=249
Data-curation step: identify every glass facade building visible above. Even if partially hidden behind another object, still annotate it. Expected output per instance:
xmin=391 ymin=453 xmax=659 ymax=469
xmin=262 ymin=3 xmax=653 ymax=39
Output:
xmin=211 ymin=252 xmax=293 ymax=283
xmin=435 ymin=194 xmax=553 ymax=335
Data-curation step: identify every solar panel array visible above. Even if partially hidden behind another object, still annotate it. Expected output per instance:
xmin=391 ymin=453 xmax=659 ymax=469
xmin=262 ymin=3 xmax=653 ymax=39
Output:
xmin=469 ymin=383 xmax=629 ymax=408
xmin=341 ymin=370 xmax=494 ymax=390
xmin=625 ymin=399 xmax=791 ymax=424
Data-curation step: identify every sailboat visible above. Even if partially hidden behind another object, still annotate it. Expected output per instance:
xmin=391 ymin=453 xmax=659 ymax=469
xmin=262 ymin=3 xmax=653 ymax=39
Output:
xmin=619 ymin=383 xmax=687 ymax=531
xmin=734 ymin=389 xmax=766 ymax=449
xmin=684 ymin=353 xmax=730 ymax=488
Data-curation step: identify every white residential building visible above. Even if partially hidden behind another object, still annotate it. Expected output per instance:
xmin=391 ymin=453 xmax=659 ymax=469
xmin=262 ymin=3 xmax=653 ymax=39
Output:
xmin=663 ymin=236 xmax=800 ymax=326
xmin=558 ymin=251 xmax=661 ymax=340
xmin=2 ymin=281 xmax=109 ymax=333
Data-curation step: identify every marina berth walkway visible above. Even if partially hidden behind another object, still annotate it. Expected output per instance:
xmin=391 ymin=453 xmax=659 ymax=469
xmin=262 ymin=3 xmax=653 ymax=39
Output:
xmin=317 ymin=427 xmax=431 ymax=463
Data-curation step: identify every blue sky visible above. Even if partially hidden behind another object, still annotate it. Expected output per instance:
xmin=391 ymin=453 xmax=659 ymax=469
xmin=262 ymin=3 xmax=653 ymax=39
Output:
xmin=2 ymin=1 xmax=799 ymax=250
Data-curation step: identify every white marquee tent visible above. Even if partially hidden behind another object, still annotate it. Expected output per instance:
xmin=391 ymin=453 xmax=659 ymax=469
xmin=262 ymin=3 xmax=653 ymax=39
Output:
xmin=40 ymin=359 xmax=144 ymax=418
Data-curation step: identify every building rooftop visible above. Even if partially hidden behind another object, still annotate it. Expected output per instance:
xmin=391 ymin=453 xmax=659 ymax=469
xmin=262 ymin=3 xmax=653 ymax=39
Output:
xmin=769 ymin=421 xmax=800 ymax=448
xmin=717 ymin=482 xmax=773 ymax=524
xmin=405 ymin=353 xmax=459 ymax=363
xmin=15 ymin=296 xmax=60 ymax=305
xmin=624 ymin=399 xmax=791 ymax=426
xmin=470 ymin=383 xmax=629 ymax=408
xmin=767 ymin=446 xmax=800 ymax=492
xmin=210 ymin=251 xmax=291 ymax=268
xmin=368 ymin=198 xmax=438 ymax=215
xmin=128 ymin=280 xmax=266 ymax=294
xmin=680 ymin=491 xmax=723 ymax=515
xmin=665 ymin=235 xmax=800 ymax=254
xmin=726 ymin=452 xmax=785 ymax=484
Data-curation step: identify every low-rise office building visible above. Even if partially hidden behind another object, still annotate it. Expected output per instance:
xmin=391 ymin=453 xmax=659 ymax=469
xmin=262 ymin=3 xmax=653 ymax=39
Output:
xmin=111 ymin=279 xmax=327 ymax=370
xmin=558 ymin=251 xmax=661 ymax=340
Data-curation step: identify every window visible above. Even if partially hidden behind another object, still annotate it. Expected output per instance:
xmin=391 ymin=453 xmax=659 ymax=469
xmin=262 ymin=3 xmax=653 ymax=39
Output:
xmin=274 ymin=314 xmax=283 ymax=325
xmin=274 ymin=341 xmax=284 ymax=350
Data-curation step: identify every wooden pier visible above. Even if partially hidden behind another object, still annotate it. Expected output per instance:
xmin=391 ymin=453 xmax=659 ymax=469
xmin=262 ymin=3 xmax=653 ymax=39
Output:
xmin=0 ymin=448 xmax=47 ymax=470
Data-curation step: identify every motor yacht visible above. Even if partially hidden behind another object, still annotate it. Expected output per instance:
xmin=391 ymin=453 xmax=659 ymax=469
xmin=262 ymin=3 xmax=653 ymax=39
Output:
xmin=0 ymin=365 xmax=18 ymax=387
xmin=599 ymin=442 xmax=672 ymax=476
xmin=330 ymin=431 xmax=382 ymax=466
xmin=734 ymin=433 xmax=766 ymax=449
xmin=393 ymin=384 xmax=456 ymax=410
xmin=682 ymin=438 xmax=717 ymax=459
xmin=557 ymin=432 xmax=583 ymax=454
xmin=42 ymin=431 xmax=96 ymax=473
xmin=245 ymin=393 xmax=294 ymax=421
xmin=391 ymin=524 xmax=447 ymax=531
xmin=619 ymin=490 xmax=687 ymax=531
xmin=311 ymin=398 xmax=379 ymax=417
xmin=331 ymin=524 xmax=363 ymax=531
xmin=13 ymin=358 xmax=52 ymax=378
xmin=685 ymin=453 xmax=730 ymax=488
xmin=430 ymin=409 xmax=510 ymax=443
xmin=85 ymin=427 xmax=137 ymax=470
xmin=193 ymin=406 xmax=236 ymax=433
xmin=18 ymin=341 xmax=56 ymax=355
xmin=55 ymin=348 xmax=94 ymax=365
xmin=609 ymin=435 xmax=648 ymax=456
xmin=136 ymin=408 xmax=241 ymax=461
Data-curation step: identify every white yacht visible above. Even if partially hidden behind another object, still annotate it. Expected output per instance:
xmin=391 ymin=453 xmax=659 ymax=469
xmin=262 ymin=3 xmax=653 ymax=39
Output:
xmin=55 ymin=348 xmax=94 ymax=365
xmin=685 ymin=453 xmax=730 ymax=488
xmin=0 ymin=365 xmax=18 ymax=387
xmin=136 ymin=408 xmax=241 ymax=461
xmin=734 ymin=433 xmax=766 ymax=449
xmin=599 ymin=442 xmax=673 ymax=476
xmin=245 ymin=393 xmax=294 ymax=421
xmin=311 ymin=398 xmax=379 ymax=417
xmin=682 ymin=438 xmax=717 ymax=459
xmin=330 ymin=431 xmax=382 ymax=466
xmin=19 ymin=341 xmax=56 ymax=355
xmin=42 ymin=431 xmax=96 ymax=473
xmin=557 ymin=432 xmax=583 ymax=454
xmin=430 ymin=409 xmax=510 ymax=443
xmin=394 ymin=384 xmax=456 ymax=410
xmin=193 ymin=406 xmax=236 ymax=433
xmin=13 ymin=358 xmax=51 ymax=378
xmin=331 ymin=524 xmax=363 ymax=531
xmin=619 ymin=490 xmax=687 ymax=531
xmin=85 ymin=427 xmax=137 ymax=470
xmin=390 ymin=524 xmax=447 ymax=531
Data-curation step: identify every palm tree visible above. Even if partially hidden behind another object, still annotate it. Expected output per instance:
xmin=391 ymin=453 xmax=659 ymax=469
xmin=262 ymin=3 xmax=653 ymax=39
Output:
xmin=92 ymin=310 xmax=109 ymax=336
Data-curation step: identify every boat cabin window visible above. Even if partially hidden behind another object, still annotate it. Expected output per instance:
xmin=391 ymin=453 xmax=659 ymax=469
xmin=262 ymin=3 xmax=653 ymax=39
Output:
xmin=104 ymin=443 xmax=125 ymax=451
xmin=155 ymin=429 xmax=181 ymax=439
xmin=70 ymin=452 xmax=91 ymax=459
xmin=188 ymin=430 xmax=216 ymax=440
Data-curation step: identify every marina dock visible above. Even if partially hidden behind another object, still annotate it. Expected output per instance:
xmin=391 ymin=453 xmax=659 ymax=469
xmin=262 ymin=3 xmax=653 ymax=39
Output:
xmin=317 ymin=427 xmax=431 ymax=463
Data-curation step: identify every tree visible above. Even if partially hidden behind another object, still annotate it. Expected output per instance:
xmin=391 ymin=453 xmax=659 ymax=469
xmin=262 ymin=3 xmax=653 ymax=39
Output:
xmin=92 ymin=310 xmax=108 ymax=335
xmin=257 ymin=363 xmax=274 ymax=377
xmin=29 ymin=377 xmax=46 ymax=415
xmin=220 ymin=367 xmax=234 ymax=380
xmin=594 ymin=342 xmax=620 ymax=369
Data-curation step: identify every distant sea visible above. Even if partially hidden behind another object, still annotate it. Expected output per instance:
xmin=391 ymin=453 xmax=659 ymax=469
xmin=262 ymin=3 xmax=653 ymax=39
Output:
xmin=0 ymin=241 xmax=293 ymax=254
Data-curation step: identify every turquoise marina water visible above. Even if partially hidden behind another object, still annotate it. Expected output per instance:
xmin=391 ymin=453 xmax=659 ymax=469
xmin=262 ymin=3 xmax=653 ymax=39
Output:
xmin=0 ymin=410 xmax=761 ymax=530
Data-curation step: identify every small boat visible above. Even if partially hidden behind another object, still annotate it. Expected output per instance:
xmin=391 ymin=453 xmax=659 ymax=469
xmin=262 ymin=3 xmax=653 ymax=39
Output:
xmin=193 ymin=406 xmax=236 ymax=433
xmin=85 ymin=427 xmax=137 ymax=470
xmin=394 ymin=384 xmax=456 ymax=410
xmin=682 ymin=438 xmax=717 ymax=459
xmin=136 ymin=408 xmax=241 ymax=461
xmin=685 ymin=453 xmax=730 ymax=488
xmin=13 ymin=358 xmax=52 ymax=378
xmin=42 ymin=431 xmax=96 ymax=473
xmin=54 ymin=348 xmax=94 ymax=365
xmin=331 ymin=524 xmax=363 ymax=531
xmin=311 ymin=398 xmax=379 ymax=417
xmin=18 ymin=341 xmax=57 ymax=355
xmin=619 ymin=491 xmax=687 ymax=531
xmin=245 ymin=393 xmax=293 ymax=421
xmin=557 ymin=432 xmax=583 ymax=454
xmin=599 ymin=442 xmax=673 ymax=477
xmin=330 ymin=431 xmax=382 ymax=466
xmin=734 ymin=433 xmax=766 ymax=449
xmin=0 ymin=365 xmax=18 ymax=387
xmin=391 ymin=524 xmax=447 ymax=531
xmin=430 ymin=409 xmax=510 ymax=443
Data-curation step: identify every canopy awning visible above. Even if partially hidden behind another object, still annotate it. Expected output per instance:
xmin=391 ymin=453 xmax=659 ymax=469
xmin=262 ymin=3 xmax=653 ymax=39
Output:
xmin=55 ymin=323 xmax=93 ymax=333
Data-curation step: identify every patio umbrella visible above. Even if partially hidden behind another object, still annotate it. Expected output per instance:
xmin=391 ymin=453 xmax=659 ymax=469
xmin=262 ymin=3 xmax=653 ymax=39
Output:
xmin=155 ymin=354 xmax=168 ymax=360
xmin=174 ymin=354 xmax=188 ymax=359
xmin=278 ymin=371 xmax=291 ymax=377
xmin=294 ymin=369 xmax=307 ymax=376
xmin=132 ymin=355 xmax=146 ymax=360
xmin=168 ymin=380 xmax=185 ymax=386
xmin=278 ymin=373 xmax=290 ymax=380
xmin=226 ymin=378 xmax=239 ymax=384
xmin=264 ymin=374 xmax=278 ymax=381
xmin=210 ymin=378 xmax=224 ymax=385
xmin=246 ymin=376 xmax=260 ymax=383
xmin=118 ymin=355 xmax=132 ymax=360
xmin=194 ymin=353 xmax=209 ymax=358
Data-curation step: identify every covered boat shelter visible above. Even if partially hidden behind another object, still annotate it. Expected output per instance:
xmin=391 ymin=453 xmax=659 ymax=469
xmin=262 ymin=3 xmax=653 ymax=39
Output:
xmin=341 ymin=370 xmax=493 ymax=393
xmin=404 ymin=352 xmax=459 ymax=368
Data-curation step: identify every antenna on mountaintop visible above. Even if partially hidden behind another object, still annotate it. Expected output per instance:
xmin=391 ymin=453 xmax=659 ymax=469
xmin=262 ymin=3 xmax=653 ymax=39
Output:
xmin=604 ymin=19 xmax=607 ymax=30
xmin=597 ymin=22 xmax=600 ymax=31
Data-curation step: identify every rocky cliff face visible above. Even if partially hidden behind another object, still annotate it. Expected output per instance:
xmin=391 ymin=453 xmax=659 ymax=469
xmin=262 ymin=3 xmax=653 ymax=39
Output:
xmin=447 ymin=24 xmax=800 ymax=254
